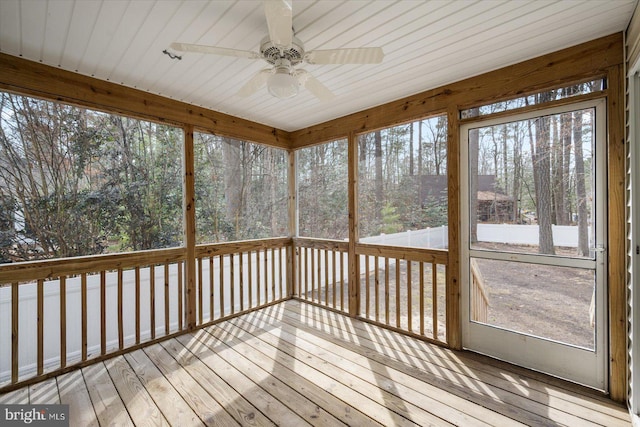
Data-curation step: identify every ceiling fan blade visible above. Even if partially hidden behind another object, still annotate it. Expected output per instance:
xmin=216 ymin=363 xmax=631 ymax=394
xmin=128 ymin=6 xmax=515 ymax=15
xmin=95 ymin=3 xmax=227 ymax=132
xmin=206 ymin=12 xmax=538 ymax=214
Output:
xmin=264 ymin=0 xmax=293 ymax=48
xmin=237 ymin=69 xmax=272 ymax=97
xmin=170 ymin=42 xmax=260 ymax=59
xmin=295 ymin=70 xmax=334 ymax=102
xmin=305 ymin=47 xmax=384 ymax=64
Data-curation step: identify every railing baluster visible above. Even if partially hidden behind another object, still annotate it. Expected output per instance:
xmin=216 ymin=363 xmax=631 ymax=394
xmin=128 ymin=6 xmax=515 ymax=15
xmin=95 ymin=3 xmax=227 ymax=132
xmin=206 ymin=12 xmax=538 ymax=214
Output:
xmin=256 ymin=250 xmax=261 ymax=306
xmin=271 ymin=248 xmax=277 ymax=301
xmin=312 ymin=248 xmax=317 ymax=303
xmin=295 ymin=246 xmax=300 ymax=297
xmin=248 ymin=251 xmax=253 ymax=309
xmin=164 ymin=262 xmax=170 ymax=335
xmin=219 ymin=255 xmax=225 ymax=318
xmin=150 ymin=265 xmax=156 ymax=339
xmin=11 ymin=281 xmax=18 ymax=383
xmin=239 ymin=252 xmax=244 ymax=311
xmin=81 ymin=273 xmax=87 ymax=361
xmin=197 ymin=258 xmax=203 ymax=325
xmin=396 ymin=259 xmax=401 ymax=328
xmin=420 ymin=262 xmax=425 ymax=336
xmin=324 ymin=249 xmax=329 ymax=305
xmin=340 ymin=250 xmax=345 ymax=311
xmin=118 ymin=268 xmax=123 ymax=350
xmin=303 ymin=247 xmax=308 ymax=300
xmin=209 ymin=256 xmax=214 ymax=321
xmin=375 ymin=256 xmax=380 ymax=322
xmin=384 ymin=258 xmax=389 ymax=325
xmin=316 ymin=249 xmax=320 ymax=302
xmin=264 ymin=248 xmax=269 ymax=303
xmin=332 ymin=250 xmax=336 ymax=309
xmin=61 ymin=276 xmax=68 ymax=366
xmin=99 ymin=271 xmax=106 ymax=355
xmin=178 ymin=261 xmax=183 ymax=331
xmin=407 ymin=260 xmax=413 ymax=332
xmin=230 ymin=253 xmax=235 ymax=314
xmin=37 ymin=278 xmax=44 ymax=375
xmin=432 ymin=263 xmax=438 ymax=340
xmin=135 ymin=267 xmax=141 ymax=344
xmin=365 ymin=255 xmax=370 ymax=318
xmin=280 ymin=247 xmax=284 ymax=299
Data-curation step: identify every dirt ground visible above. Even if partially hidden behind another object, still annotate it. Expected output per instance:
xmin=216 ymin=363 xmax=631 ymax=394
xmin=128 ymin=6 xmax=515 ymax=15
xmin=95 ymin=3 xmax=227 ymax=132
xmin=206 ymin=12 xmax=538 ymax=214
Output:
xmin=472 ymin=243 xmax=595 ymax=349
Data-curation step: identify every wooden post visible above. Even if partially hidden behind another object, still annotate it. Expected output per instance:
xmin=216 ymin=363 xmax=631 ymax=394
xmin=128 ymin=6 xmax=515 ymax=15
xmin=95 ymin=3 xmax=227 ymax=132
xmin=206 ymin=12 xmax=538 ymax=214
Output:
xmin=183 ymin=125 xmax=197 ymax=330
xmin=446 ymin=106 xmax=462 ymax=349
xmin=288 ymin=150 xmax=297 ymax=298
xmin=607 ymin=63 xmax=626 ymax=402
xmin=348 ymin=131 xmax=360 ymax=316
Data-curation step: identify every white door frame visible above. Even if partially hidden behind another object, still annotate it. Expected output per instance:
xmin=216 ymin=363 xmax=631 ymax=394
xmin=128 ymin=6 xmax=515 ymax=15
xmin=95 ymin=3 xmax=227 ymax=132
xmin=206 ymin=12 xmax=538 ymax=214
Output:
xmin=629 ymin=68 xmax=640 ymax=414
xmin=460 ymin=98 xmax=608 ymax=391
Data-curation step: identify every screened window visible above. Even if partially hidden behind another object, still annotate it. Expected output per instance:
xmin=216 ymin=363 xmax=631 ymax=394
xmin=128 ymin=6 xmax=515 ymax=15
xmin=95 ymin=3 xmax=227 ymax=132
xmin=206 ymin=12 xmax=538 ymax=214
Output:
xmin=460 ymin=79 xmax=605 ymax=118
xmin=194 ymin=133 xmax=288 ymax=243
xmin=0 ymin=92 xmax=184 ymax=263
xmin=358 ymin=115 xmax=448 ymax=248
xmin=297 ymin=140 xmax=348 ymax=240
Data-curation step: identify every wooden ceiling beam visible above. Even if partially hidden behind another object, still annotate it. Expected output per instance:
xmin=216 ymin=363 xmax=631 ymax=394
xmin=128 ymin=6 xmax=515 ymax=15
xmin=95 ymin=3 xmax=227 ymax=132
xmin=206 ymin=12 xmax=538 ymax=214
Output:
xmin=290 ymin=32 xmax=623 ymax=149
xmin=0 ymin=53 xmax=291 ymax=149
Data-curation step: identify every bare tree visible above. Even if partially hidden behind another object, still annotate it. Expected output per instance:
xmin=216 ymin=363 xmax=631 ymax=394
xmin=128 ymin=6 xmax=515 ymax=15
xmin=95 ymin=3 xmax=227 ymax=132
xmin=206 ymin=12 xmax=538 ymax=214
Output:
xmin=374 ymin=130 xmax=383 ymax=223
xmin=468 ymin=108 xmax=480 ymax=243
xmin=573 ymin=109 xmax=590 ymax=256
xmin=529 ymin=92 xmax=555 ymax=255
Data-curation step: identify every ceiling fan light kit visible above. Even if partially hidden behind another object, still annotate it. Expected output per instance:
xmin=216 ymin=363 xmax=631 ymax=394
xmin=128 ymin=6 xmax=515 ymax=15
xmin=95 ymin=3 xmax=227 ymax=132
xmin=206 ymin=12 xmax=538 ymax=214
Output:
xmin=169 ymin=0 xmax=383 ymax=101
xmin=268 ymin=67 xmax=299 ymax=99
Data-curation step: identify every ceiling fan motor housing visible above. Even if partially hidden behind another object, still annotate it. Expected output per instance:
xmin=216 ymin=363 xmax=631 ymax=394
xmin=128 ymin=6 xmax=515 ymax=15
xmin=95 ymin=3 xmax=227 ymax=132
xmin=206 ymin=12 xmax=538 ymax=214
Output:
xmin=260 ymin=35 xmax=305 ymax=66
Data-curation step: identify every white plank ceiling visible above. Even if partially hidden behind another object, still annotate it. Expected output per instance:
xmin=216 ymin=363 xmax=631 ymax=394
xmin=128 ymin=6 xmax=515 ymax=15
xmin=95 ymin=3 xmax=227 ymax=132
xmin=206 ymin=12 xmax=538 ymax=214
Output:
xmin=0 ymin=0 xmax=637 ymax=132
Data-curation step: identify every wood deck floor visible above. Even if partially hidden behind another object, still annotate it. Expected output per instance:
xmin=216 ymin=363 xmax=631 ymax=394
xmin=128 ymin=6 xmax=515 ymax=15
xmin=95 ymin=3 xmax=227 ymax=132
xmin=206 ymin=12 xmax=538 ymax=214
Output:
xmin=0 ymin=300 xmax=631 ymax=426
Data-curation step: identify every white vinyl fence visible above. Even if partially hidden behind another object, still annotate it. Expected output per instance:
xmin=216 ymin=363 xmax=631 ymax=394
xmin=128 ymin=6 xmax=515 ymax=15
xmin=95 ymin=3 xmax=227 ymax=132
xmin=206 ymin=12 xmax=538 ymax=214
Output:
xmin=360 ymin=224 xmax=592 ymax=249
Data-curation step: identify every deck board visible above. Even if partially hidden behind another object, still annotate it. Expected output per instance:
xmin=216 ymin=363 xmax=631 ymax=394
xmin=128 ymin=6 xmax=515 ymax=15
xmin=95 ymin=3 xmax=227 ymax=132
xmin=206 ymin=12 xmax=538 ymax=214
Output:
xmin=57 ymin=369 xmax=99 ymax=427
xmin=28 ymin=378 xmax=59 ymax=404
xmin=266 ymin=302 xmax=627 ymax=427
xmin=104 ymin=355 xmax=170 ymax=426
xmin=83 ymin=362 xmax=133 ymax=426
xmin=124 ymin=349 xmax=204 ymax=426
xmin=226 ymin=313 xmax=520 ymax=427
xmin=143 ymin=342 xmax=239 ymax=426
xmin=0 ymin=300 xmax=631 ymax=426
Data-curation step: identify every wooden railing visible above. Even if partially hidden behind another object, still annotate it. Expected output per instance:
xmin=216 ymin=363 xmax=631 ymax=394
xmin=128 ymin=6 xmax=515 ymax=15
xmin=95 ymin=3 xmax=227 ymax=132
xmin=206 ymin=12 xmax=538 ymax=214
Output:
xmin=356 ymin=243 xmax=448 ymax=344
xmin=194 ymin=238 xmax=292 ymax=325
xmin=1 ymin=235 xmax=449 ymax=391
xmin=294 ymin=238 xmax=448 ymax=344
xmin=0 ymin=238 xmax=292 ymax=392
xmin=0 ymin=248 xmax=186 ymax=390
xmin=293 ymin=238 xmax=349 ymax=312
xmin=470 ymin=258 xmax=489 ymax=323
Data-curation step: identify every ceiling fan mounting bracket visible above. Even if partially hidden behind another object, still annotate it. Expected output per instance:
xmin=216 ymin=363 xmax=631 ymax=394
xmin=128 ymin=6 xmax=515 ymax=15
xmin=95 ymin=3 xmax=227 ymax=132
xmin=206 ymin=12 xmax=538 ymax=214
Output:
xmin=260 ymin=35 xmax=305 ymax=66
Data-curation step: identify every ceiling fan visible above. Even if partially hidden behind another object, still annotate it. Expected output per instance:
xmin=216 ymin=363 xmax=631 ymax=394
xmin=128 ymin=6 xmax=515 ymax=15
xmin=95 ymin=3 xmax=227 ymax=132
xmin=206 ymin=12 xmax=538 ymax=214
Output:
xmin=169 ymin=0 xmax=384 ymax=101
